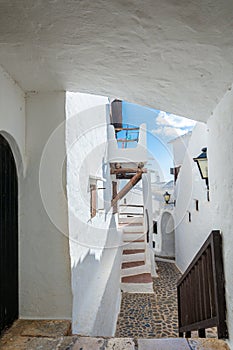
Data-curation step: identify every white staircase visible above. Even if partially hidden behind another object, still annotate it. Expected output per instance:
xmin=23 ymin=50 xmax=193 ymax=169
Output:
xmin=119 ymin=215 xmax=154 ymax=293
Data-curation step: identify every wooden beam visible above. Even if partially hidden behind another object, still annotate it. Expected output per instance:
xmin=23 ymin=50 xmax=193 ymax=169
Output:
xmin=111 ymin=168 xmax=147 ymax=174
xmin=114 ymin=127 xmax=139 ymax=131
xmin=111 ymin=171 xmax=142 ymax=207
xmin=116 ymin=175 xmax=134 ymax=179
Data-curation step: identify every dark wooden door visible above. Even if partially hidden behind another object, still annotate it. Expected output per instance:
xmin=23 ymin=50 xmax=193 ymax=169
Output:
xmin=0 ymin=135 xmax=18 ymax=333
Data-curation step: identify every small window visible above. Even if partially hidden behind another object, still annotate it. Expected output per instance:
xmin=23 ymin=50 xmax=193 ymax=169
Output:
xmin=153 ymin=221 xmax=158 ymax=234
xmin=188 ymin=212 xmax=191 ymax=222
xmin=90 ymin=183 xmax=97 ymax=218
xmin=195 ymin=200 xmax=199 ymax=211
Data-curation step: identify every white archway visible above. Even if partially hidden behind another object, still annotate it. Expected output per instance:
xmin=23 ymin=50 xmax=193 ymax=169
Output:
xmin=160 ymin=211 xmax=175 ymax=258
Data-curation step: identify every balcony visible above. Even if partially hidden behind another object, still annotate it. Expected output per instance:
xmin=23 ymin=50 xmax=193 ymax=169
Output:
xmin=108 ymin=123 xmax=147 ymax=167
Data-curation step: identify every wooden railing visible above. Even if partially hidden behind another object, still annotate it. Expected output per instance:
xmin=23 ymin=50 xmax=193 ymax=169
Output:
xmin=177 ymin=230 xmax=228 ymax=339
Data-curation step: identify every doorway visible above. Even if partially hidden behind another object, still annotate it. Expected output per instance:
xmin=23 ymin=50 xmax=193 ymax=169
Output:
xmin=0 ymin=134 xmax=18 ymax=333
xmin=160 ymin=212 xmax=175 ymax=258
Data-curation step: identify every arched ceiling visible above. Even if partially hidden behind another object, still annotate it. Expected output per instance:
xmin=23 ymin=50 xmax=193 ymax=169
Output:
xmin=1 ymin=0 xmax=233 ymax=121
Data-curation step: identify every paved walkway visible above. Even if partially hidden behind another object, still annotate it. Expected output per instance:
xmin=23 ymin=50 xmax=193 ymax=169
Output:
xmin=115 ymin=261 xmax=181 ymax=338
xmin=116 ymin=260 xmax=218 ymax=339
xmin=0 ymin=319 xmax=226 ymax=350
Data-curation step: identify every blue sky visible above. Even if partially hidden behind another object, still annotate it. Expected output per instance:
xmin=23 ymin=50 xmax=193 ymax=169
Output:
xmin=122 ymin=101 xmax=196 ymax=181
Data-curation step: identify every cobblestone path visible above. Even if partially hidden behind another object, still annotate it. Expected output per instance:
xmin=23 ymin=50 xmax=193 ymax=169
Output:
xmin=115 ymin=261 xmax=181 ymax=338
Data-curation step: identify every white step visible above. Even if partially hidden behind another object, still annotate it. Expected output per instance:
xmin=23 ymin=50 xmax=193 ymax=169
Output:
xmin=123 ymin=226 xmax=145 ymax=233
xmin=123 ymin=233 xmax=145 ymax=242
xmin=122 ymin=242 xmax=145 ymax=250
xmin=121 ymin=264 xmax=150 ymax=277
xmin=122 ymin=252 xmax=145 ymax=263
xmin=120 ymin=282 xmax=154 ymax=293
xmin=119 ymin=217 xmax=144 ymax=224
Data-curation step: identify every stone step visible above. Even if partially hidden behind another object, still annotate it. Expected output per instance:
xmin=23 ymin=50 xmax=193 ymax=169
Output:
xmin=119 ymin=222 xmax=143 ymax=227
xmin=123 ymin=241 xmax=145 ymax=250
xmin=123 ymin=238 xmax=145 ymax=243
xmin=123 ymin=233 xmax=145 ymax=241
xmin=123 ymin=249 xmax=145 ymax=255
xmin=1 ymin=319 xmax=229 ymax=350
xmin=137 ymin=338 xmax=230 ymax=350
xmin=123 ymin=226 xmax=145 ymax=233
xmin=122 ymin=252 xmax=145 ymax=262
xmin=121 ymin=263 xmax=151 ymax=277
xmin=120 ymin=282 xmax=154 ymax=293
xmin=121 ymin=272 xmax=153 ymax=284
xmin=118 ymin=216 xmax=144 ymax=224
xmin=0 ymin=336 xmax=229 ymax=350
xmin=122 ymin=261 xmax=145 ymax=269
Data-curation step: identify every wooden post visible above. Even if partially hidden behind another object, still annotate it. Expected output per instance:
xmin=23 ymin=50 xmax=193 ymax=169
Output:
xmin=112 ymin=181 xmax=118 ymax=214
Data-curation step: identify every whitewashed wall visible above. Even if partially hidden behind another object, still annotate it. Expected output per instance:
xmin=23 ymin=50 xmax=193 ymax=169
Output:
xmin=66 ymin=92 xmax=121 ymax=336
xmin=169 ymin=132 xmax=192 ymax=168
xmin=174 ymin=122 xmax=214 ymax=270
xmin=207 ymin=86 xmax=233 ymax=349
xmin=20 ymin=92 xmax=72 ymax=319
xmin=174 ymin=123 xmax=213 ymax=271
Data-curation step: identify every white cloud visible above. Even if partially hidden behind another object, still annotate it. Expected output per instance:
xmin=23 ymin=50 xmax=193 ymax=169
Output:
xmin=152 ymin=110 xmax=196 ymax=139
xmin=152 ymin=126 xmax=186 ymax=138
xmin=156 ymin=111 xmax=196 ymax=128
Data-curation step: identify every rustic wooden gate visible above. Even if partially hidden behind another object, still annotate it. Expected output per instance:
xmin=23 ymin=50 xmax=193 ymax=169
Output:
xmin=0 ymin=135 xmax=18 ymax=333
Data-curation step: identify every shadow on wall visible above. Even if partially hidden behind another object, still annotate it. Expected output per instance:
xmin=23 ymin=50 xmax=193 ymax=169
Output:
xmin=71 ymin=214 xmax=122 ymax=336
xmin=160 ymin=211 xmax=175 ymax=258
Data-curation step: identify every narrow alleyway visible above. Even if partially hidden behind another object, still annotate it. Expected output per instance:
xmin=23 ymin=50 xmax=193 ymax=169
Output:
xmin=115 ymin=261 xmax=181 ymax=338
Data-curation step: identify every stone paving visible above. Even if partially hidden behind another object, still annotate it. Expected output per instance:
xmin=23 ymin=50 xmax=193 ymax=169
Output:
xmin=115 ymin=261 xmax=181 ymax=338
xmin=0 ymin=319 xmax=227 ymax=350
xmin=115 ymin=261 xmax=217 ymax=339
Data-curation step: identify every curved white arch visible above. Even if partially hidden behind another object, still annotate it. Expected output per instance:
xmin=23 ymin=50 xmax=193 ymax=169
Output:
xmin=0 ymin=131 xmax=25 ymax=178
xmin=159 ymin=210 xmax=175 ymax=258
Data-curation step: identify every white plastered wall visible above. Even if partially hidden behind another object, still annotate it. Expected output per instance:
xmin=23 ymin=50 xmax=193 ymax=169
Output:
xmin=20 ymin=91 xmax=72 ymax=318
xmin=174 ymin=123 xmax=214 ymax=271
xmin=207 ymin=87 xmax=233 ymax=348
xmin=169 ymin=132 xmax=192 ymax=168
xmin=0 ymin=68 xmax=71 ymax=319
xmin=142 ymin=172 xmax=156 ymax=277
xmin=66 ymin=92 xmax=121 ymax=336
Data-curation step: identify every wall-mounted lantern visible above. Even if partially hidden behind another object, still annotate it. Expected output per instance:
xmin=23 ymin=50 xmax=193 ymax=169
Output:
xmin=193 ymin=147 xmax=209 ymax=201
xmin=163 ymin=191 xmax=175 ymax=206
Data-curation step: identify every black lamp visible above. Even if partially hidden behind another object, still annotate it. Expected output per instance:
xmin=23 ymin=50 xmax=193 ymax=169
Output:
xmin=163 ymin=191 xmax=175 ymax=205
xmin=193 ymin=147 xmax=209 ymax=201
